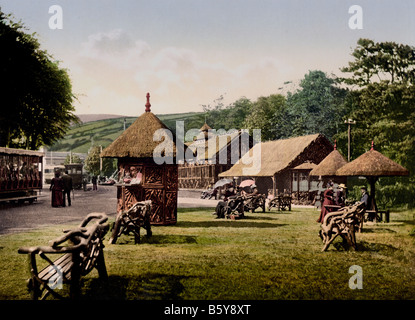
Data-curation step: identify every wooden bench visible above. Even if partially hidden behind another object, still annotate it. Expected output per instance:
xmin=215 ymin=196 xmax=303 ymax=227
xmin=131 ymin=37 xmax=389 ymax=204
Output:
xmin=267 ymin=195 xmax=292 ymax=211
xmin=109 ymin=200 xmax=152 ymax=244
xmin=319 ymin=202 xmax=366 ymax=252
xmin=18 ymin=213 xmax=109 ymax=300
xmin=244 ymin=194 xmax=266 ymax=213
xmin=366 ymin=209 xmax=390 ymax=223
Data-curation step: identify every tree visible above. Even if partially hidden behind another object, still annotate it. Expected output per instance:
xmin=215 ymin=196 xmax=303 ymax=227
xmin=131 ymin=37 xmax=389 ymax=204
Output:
xmin=339 ymin=38 xmax=415 ymax=207
xmin=84 ymin=146 xmax=101 ymax=176
xmin=64 ymin=153 xmax=82 ymax=165
xmin=243 ymin=94 xmax=286 ymax=141
xmin=340 ymin=38 xmax=415 ymax=86
xmin=85 ymin=145 xmax=117 ymax=176
xmin=0 ymin=10 xmax=78 ymax=150
xmin=284 ymin=70 xmax=349 ymax=140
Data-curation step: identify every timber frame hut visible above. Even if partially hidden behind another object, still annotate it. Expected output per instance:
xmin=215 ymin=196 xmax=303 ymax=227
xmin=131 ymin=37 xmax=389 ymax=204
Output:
xmin=100 ymin=93 xmax=180 ymax=225
xmin=219 ymin=134 xmax=333 ymax=199
xmin=178 ymin=123 xmax=253 ymax=189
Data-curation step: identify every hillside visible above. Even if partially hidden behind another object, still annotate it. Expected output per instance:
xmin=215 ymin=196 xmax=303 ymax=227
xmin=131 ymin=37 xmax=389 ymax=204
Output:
xmin=76 ymin=114 xmax=125 ymax=123
xmin=49 ymin=111 xmax=205 ymax=153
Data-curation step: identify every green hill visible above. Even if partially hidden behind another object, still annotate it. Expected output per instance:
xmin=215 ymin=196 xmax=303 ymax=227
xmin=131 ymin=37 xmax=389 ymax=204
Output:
xmin=49 ymin=112 xmax=205 ymax=153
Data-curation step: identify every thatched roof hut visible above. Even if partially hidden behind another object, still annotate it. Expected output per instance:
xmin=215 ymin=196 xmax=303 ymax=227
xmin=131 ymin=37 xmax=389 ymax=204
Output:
xmin=219 ymin=133 xmax=333 ymax=195
xmin=101 ymin=104 xmax=178 ymax=159
xmin=309 ymin=143 xmax=348 ymax=177
xmin=100 ymin=93 xmax=179 ymax=226
xmin=336 ymin=142 xmax=409 ymax=211
xmin=336 ymin=144 xmax=409 ymax=177
xmin=219 ymin=133 xmax=332 ymax=177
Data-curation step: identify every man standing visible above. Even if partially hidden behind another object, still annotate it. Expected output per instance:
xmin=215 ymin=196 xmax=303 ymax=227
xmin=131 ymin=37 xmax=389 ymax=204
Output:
xmin=62 ymin=170 xmax=73 ymax=207
xmin=92 ymin=175 xmax=98 ymax=191
xmin=360 ymin=186 xmax=369 ymax=209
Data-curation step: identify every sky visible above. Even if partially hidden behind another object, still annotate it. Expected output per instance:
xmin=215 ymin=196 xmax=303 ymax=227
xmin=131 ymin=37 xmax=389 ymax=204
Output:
xmin=1 ymin=0 xmax=414 ymax=116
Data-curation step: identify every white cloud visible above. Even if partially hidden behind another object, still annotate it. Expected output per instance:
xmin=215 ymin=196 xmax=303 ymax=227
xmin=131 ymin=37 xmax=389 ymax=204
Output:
xmin=73 ymin=29 xmax=294 ymax=115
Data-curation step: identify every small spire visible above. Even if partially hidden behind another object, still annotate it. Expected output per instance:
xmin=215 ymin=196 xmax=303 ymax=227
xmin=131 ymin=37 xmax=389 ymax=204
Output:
xmin=334 ymin=139 xmax=337 ymax=150
xmin=371 ymin=140 xmax=375 ymax=150
xmin=145 ymin=92 xmax=151 ymax=112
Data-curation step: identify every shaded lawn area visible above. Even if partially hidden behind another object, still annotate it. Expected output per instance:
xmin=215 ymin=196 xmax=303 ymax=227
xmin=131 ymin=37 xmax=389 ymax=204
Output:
xmin=1 ymin=207 xmax=414 ymax=300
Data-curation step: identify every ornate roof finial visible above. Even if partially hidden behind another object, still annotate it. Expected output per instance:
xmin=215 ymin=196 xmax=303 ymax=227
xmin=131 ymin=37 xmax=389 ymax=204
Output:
xmin=145 ymin=92 xmax=151 ymax=112
xmin=370 ymin=140 xmax=375 ymax=150
xmin=334 ymin=139 xmax=337 ymax=150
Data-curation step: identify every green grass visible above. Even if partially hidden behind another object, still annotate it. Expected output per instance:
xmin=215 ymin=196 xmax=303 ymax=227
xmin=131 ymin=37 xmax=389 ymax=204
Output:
xmin=1 ymin=207 xmax=414 ymax=300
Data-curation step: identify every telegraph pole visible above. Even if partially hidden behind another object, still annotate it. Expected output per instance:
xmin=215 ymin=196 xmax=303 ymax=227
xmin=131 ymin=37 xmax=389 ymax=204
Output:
xmin=344 ymin=119 xmax=356 ymax=162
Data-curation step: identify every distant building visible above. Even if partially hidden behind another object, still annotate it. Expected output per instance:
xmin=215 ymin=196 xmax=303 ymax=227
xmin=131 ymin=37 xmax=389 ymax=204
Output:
xmin=178 ymin=123 xmax=254 ymax=189
xmin=219 ymin=133 xmax=334 ymax=200
xmin=44 ymin=150 xmax=86 ymax=166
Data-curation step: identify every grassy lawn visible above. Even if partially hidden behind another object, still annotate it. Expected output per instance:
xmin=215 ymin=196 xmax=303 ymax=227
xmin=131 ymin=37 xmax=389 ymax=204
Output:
xmin=1 ymin=207 xmax=414 ymax=300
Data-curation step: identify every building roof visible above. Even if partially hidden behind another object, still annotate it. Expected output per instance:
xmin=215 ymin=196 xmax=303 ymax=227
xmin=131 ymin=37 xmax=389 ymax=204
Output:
xmin=100 ymin=94 xmax=179 ymax=159
xmin=309 ymin=148 xmax=347 ymax=176
xmin=0 ymin=147 xmax=44 ymax=157
xmin=292 ymin=161 xmax=317 ymax=170
xmin=336 ymin=145 xmax=409 ymax=177
xmin=219 ymin=133 xmax=332 ymax=177
xmin=185 ymin=129 xmax=244 ymax=161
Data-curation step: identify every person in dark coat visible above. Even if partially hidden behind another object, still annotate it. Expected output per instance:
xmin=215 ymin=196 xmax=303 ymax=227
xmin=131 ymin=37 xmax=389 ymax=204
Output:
xmin=317 ymin=182 xmax=335 ymax=223
xmin=50 ymin=171 xmax=64 ymax=207
xmin=62 ymin=170 xmax=73 ymax=207
xmin=213 ymin=184 xmax=240 ymax=218
xmin=360 ymin=186 xmax=370 ymax=209
xmin=92 ymin=175 xmax=98 ymax=191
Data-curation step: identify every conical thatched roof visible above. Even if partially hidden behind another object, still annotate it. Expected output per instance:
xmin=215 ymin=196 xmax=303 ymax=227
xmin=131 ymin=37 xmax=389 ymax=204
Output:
xmin=309 ymin=148 xmax=347 ymax=176
xmin=101 ymin=94 xmax=178 ymax=159
xmin=335 ymin=147 xmax=409 ymax=177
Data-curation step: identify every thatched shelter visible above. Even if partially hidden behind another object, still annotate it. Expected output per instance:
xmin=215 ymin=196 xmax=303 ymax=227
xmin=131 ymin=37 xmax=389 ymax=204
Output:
xmin=219 ymin=133 xmax=333 ymax=196
xmin=309 ymin=142 xmax=348 ymax=185
xmin=336 ymin=142 xmax=409 ymax=210
xmin=101 ymin=93 xmax=179 ymax=225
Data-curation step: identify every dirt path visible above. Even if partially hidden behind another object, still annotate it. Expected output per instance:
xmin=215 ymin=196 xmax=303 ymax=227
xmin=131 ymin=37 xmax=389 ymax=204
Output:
xmin=0 ymin=185 xmax=118 ymax=235
xmin=0 ymin=186 xmax=219 ymax=235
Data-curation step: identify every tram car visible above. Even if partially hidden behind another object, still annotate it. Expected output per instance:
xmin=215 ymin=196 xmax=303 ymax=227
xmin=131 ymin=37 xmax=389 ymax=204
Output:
xmin=0 ymin=147 xmax=44 ymax=204
xmin=64 ymin=163 xmax=84 ymax=189
xmin=44 ymin=164 xmax=65 ymax=184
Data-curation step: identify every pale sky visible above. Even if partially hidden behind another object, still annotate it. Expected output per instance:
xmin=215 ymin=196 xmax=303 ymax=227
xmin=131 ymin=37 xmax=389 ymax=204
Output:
xmin=1 ymin=0 xmax=414 ymax=116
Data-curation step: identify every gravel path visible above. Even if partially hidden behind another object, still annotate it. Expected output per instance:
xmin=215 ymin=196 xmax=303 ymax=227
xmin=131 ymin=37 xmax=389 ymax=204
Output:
xmin=0 ymin=186 xmax=218 ymax=235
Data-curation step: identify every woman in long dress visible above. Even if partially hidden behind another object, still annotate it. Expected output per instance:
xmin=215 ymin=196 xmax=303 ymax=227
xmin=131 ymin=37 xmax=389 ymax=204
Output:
xmin=50 ymin=171 xmax=64 ymax=207
xmin=317 ymin=182 xmax=334 ymax=223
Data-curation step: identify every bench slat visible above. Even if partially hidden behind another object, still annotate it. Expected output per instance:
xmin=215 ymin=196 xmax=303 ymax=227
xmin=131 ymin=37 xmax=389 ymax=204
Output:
xmin=38 ymin=253 xmax=73 ymax=282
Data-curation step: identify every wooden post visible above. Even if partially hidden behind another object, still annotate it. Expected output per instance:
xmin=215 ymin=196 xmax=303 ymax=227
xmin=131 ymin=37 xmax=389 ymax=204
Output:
xmin=272 ymin=174 xmax=276 ymax=197
xmin=344 ymin=119 xmax=356 ymax=162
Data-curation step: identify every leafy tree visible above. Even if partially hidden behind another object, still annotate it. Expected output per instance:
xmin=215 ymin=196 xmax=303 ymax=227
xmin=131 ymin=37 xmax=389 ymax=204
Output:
xmin=64 ymin=153 xmax=82 ymax=165
xmin=340 ymin=38 xmax=415 ymax=86
xmin=85 ymin=145 xmax=117 ymax=176
xmin=203 ymin=95 xmax=253 ymax=131
xmin=243 ymin=94 xmax=286 ymax=141
xmin=339 ymin=38 xmax=415 ymax=207
xmin=0 ymin=10 xmax=78 ymax=150
xmin=84 ymin=146 xmax=101 ymax=176
xmin=284 ymin=70 xmax=349 ymax=140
